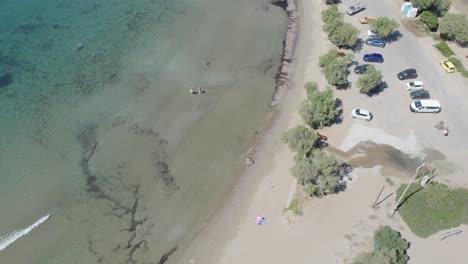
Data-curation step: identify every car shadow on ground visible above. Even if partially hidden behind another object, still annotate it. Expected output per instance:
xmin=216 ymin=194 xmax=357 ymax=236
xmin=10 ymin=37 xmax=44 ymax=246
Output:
xmin=385 ymin=31 xmax=403 ymax=43
xmin=366 ymin=81 xmax=388 ymax=97
xmin=352 ymin=39 xmax=364 ymax=53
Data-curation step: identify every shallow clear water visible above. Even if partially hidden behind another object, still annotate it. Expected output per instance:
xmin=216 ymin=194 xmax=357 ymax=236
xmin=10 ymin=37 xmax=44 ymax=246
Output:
xmin=0 ymin=0 xmax=287 ymax=262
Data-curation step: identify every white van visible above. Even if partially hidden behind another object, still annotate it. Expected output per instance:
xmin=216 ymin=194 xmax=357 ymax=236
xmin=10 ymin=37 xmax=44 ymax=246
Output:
xmin=410 ymin=100 xmax=441 ymax=113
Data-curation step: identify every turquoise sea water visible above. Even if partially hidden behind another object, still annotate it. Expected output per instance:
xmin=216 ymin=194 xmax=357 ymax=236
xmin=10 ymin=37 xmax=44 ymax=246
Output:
xmin=0 ymin=0 xmax=287 ymax=263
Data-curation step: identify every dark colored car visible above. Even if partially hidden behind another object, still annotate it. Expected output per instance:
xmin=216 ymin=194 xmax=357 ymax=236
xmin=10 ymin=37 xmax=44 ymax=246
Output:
xmin=363 ymin=53 xmax=384 ymax=63
xmin=354 ymin=64 xmax=369 ymax=74
xmin=410 ymin=89 xmax=430 ymax=99
xmin=365 ymin=38 xmax=385 ymax=48
xmin=397 ymin=69 xmax=418 ymax=80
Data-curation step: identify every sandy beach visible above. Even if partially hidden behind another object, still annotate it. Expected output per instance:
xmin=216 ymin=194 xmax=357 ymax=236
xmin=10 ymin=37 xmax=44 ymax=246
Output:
xmin=173 ymin=0 xmax=468 ymax=263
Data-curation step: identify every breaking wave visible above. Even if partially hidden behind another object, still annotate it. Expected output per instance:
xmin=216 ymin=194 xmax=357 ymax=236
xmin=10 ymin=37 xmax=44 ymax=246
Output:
xmin=0 ymin=214 xmax=51 ymax=251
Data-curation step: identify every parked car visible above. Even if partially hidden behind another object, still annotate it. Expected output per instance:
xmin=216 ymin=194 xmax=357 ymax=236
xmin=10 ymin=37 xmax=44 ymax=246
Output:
xmin=440 ymin=60 xmax=455 ymax=73
xmin=397 ymin=69 xmax=417 ymax=80
xmin=410 ymin=89 xmax=430 ymax=99
xmin=405 ymin=81 xmax=424 ymax=91
xmin=346 ymin=3 xmax=365 ymax=15
xmin=367 ymin=30 xmax=378 ymax=37
xmin=351 ymin=109 xmax=373 ymax=121
xmin=365 ymin=38 xmax=385 ymax=48
xmin=410 ymin=100 xmax=440 ymax=113
xmin=363 ymin=53 xmax=384 ymax=63
xmin=354 ymin=64 xmax=369 ymax=74
xmin=359 ymin=16 xmax=376 ymax=24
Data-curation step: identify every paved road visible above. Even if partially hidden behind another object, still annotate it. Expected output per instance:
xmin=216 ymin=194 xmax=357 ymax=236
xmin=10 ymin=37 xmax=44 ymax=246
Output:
xmin=337 ymin=0 xmax=468 ymax=185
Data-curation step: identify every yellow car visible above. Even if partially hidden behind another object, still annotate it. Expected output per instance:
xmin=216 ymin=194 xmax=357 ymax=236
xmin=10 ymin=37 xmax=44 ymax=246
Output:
xmin=440 ymin=60 xmax=455 ymax=73
xmin=359 ymin=16 xmax=376 ymax=24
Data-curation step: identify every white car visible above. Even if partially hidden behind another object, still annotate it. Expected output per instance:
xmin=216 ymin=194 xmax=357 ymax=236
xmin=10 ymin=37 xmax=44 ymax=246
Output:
xmin=405 ymin=81 xmax=424 ymax=91
xmin=351 ymin=109 xmax=372 ymax=121
xmin=367 ymin=30 xmax=377 ymax=37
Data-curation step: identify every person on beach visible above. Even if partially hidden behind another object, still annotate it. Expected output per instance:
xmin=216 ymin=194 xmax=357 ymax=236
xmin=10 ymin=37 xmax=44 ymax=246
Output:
xmin=198 ymin=87 xmax=206 ymax=94
xmin=443 ymin=127 xmax=449 ymax=136
xmin=256 ymin=216 xmax=266 ymax=225
xmin=245 ymin=157 xmax=254 ymax=165
xmin=203 ymin=59 xmax=211 ymax=67
xmin=189 ymin=89 xmax=198 ymax=95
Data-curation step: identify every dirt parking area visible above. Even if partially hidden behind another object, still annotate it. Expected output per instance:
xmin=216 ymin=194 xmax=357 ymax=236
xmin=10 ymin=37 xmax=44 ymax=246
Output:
xmin=322 ymin=0 xmax=468 ymax=187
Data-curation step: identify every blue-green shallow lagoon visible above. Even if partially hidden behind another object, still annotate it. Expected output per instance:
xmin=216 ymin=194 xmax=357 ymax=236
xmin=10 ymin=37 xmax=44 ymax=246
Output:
xmin=0 ymin=0 xmax=287 ymax=262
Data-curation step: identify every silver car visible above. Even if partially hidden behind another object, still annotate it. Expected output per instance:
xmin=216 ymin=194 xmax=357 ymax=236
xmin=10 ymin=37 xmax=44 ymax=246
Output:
xmin=346 ymin=3 xmax=365 ymax=15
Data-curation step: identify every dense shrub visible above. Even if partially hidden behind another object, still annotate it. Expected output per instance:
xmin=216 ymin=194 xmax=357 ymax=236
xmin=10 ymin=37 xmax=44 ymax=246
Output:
xmin=420 ymin=11 xmax=438 ymax=31
xmin=396 ymin=183 xmax=468 ymax=237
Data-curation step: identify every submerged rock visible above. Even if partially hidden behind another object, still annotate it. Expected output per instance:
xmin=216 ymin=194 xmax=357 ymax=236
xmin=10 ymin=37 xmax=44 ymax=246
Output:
xmin=0 ymin=72 xmax=13 ymax=88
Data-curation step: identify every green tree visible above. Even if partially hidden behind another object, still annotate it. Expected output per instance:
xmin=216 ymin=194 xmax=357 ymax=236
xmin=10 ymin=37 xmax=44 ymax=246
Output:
xmin=319 ymin=49 xmax=340 ymax=68
xmin=353 ymin=226 xmax=410 ymax=264
xmin=434 ymin=0 xmax=451 ymax=16
xmin=299 ymin=84 xmax=339 ymax=128
xmin=419 ymin=11 xmax=438 ymax=31
xmin=439 ymin=13 xmax=468 ymax=46
xmin=374 ymin=226 xmax=410 ymax=264
xmin=412 ymin=0 xmax=451 ymax=16
xmin=281 ymin=125 xmax=319 ymax=156
xmin=323 ymin=16 xmax=343 ymax=35
xmin=321 ymin=5 xmax=342 ymax=25
xmin=329 ymin=23 xmax=359 ymax=48
xmin=357 ymin=65 xmax=383 ymax=95
xmin=291 ymin=150 xmax=344 ymax=197
xmin=369 ymin=17 xmax=399 ymax=39
xmin=323 ymin=58 xmax=349 ymax=87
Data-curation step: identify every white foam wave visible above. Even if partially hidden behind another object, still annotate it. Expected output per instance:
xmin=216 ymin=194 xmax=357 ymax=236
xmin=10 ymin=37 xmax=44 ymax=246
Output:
xmin=0 ymin=214 xmax=50 ymax=251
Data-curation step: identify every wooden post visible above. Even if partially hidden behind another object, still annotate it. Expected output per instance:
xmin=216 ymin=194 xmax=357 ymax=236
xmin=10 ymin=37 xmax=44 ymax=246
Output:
xmin=372 ymin=186 xmax=385 ymax=208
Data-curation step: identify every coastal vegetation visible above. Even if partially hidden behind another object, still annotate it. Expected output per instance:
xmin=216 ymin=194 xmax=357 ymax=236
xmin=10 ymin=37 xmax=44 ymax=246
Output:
xmin=282 ymin=83 xmax=345 ymax=198
xmin=357 ymin=65 xmax=383 ymax=95
xmin=439 ymin=13 xmax=468 ymax=46
xmin=291 ymin=149 xmax=345 ymax=197
xmin=319 ymin=49 xmax=353 ymax=87
xmin=412 ymin=0 xmax=451 ymax=16
xmin=420 ymin=11 xmax=439 ymax=31
xmin=396 ymin=183 xmax=468 ymax=238
xmin=353 ymin=226 xmax=410 ymax=264
xmin=448 ymin=57 xmax=468 ymax=78
xmin=281 ymin=125 xmax=320 ymax=156
xmin=299 ymin=82 xmax=340 ymax=128
xmin=321 ymin=5 xmax=359 ymax=48
xmin=369 ymin=17 xmax=400 ymax=39
xmin=285 ymin=198 xmax=303 ymax=215
xmin=434 ymin=41 xmax=454 ymax=57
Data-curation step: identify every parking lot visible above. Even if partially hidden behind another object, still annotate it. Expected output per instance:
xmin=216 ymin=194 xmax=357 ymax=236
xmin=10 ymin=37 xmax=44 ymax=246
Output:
xmin=324 ymin=0 xmax=468 ymax=186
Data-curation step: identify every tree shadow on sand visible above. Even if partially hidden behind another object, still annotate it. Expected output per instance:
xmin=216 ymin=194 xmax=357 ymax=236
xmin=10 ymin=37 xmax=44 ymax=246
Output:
xmin=386 ymin=31 xmax=403 ymax=43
